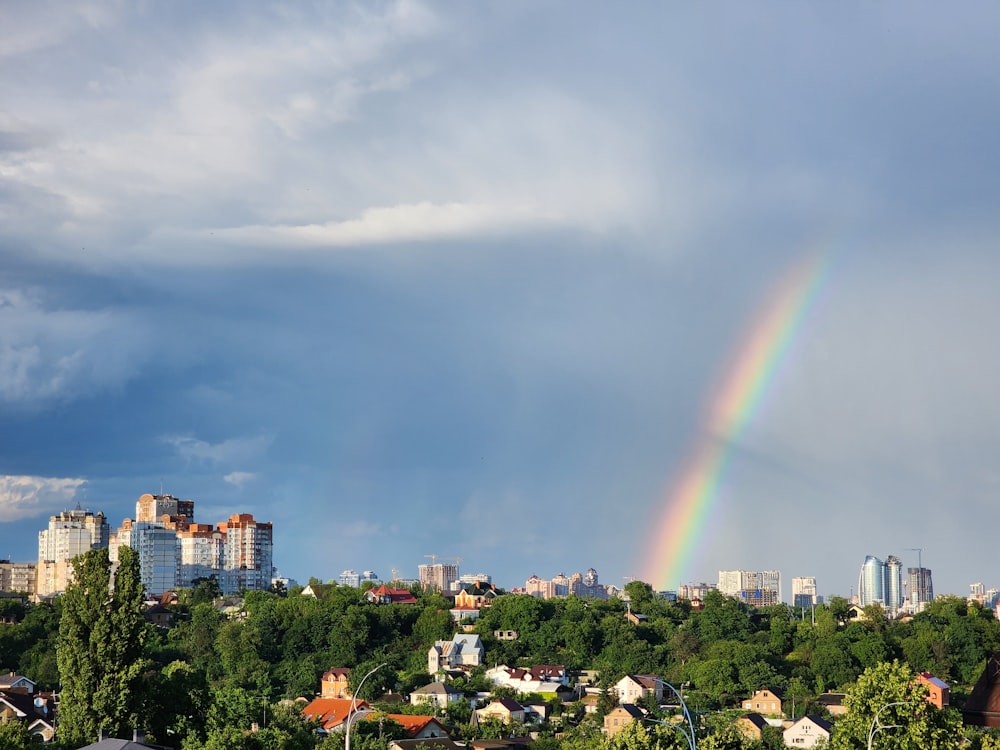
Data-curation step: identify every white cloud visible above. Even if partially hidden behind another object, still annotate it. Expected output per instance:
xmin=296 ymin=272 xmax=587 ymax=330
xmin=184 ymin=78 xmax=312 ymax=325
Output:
xmin=212 ymin=201 xmax=558 ymax=248
xmin=0 ymin=475 xmax=86 ymax=522
xmin=223 ymin=471 xmax=256 ymax=488
xmin=164 ymin=434 xmax=273 ymax=465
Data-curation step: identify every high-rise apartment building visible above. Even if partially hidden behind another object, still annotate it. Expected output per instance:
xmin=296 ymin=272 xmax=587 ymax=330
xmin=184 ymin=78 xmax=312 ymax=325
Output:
xmin=791 ymin=576 xmax=818 ymax=608
xmin=419 ymin=562 xmax=459 ymax=592
xmin=135 ymin=493 xmax=195 ymax=524
xmin=113 ymin=495 xmax=273 ymax=595
xmin=339 ymin=570 xmax=361 ymax=587
xmin=37 ymin=507 xmax=110 ymax=597
xmin=220 ymin=513 xmax=273 ymax=593
xmin=908 ymin=566 xmax=934 ymax=611
xmin=0 ymin=561 xmax=36 ymax=595
xmin=857 ymin=554 xmax=905 ymax=616
xmin=177 ymin=523 xmax=224 ymax=588
xmin=718 ymin=569 xmax=782 ymax=604
xmin=885 ymin=555 xmax=904 ymax=615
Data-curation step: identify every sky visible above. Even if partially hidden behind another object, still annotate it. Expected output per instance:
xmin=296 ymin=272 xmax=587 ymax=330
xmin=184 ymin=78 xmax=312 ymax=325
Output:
xmin=3 ymin=2 xmax=1000 ymax=601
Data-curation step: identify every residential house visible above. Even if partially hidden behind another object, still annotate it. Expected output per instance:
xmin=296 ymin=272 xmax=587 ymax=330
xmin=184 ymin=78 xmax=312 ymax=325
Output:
xmin=428 ymin=634 xmax=484 ymax=673
xmin=604 ymin=704 xmax=645 ymax=737
xmin=370 ymin=715 xmax=449 ymax=739
xmin=529 ymin=665 xmax=569 ymax=685
xmin=614 ymin=674 xmax=663 ymax=705
xmin=0 ymin=689 xmax=56 ymax=742
xmin=410 ymin=682 xmax=464 ymax=709
xmin=144 ymin=604 xmax=174 ymax=629
xmin=735 ymin=713 xmax=769 ymax=743
xmin=451 ymin=582 xmax=498 ymax=617
xmin=817 ymin=693 xmax=848 ymax=717
xmin=301 ymin=583 xmax=335 ymax=599
xmin=0 ymin=673 xmax=36 ymax=694
xmin=742 ymin=689 xmax=784 ymax=717
xmin=484 ymin=665 xmax=570 ymax=698
xmin=365 ymin=584 xmax=418 ymax=605
xmin=782 ymin=716 xmax=832 ymax=748
xmin=494 ymin=629 xmax=518 ymax=641
xmin=917 ymin=672 xmax=950 ymax=708
xmin=390 ymin=740 xmax=463 ymax=750
xmin=321 ymin=668 xmax=352 ymax=699
xmin=476 ymin=698 xmax=526 ymax=724
xmin=76 ymin=731 xmax=169 ymax=749
xmin=301 ymin=698 xmax=370 ymax=733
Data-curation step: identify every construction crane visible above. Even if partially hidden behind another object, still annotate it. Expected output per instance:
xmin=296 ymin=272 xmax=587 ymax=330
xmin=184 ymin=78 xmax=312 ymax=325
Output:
xmin=424 ymin=554 xmax=437 ymax=566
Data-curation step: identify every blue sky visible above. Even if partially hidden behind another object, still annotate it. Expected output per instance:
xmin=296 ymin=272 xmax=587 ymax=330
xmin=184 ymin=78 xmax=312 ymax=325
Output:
xmin=3 ymin=3 xmax=1000 ymax=600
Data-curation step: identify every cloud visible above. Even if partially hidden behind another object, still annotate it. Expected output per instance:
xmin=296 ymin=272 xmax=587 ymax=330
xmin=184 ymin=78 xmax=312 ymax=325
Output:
xmin=0 ymin=287 xmax=153 ymax=406
xmin=211 ymin=201 xmax=558 ymax=248
xmin=223 ymin=471 xmax=256 ymax=488
xmin=164 ymin=434 xmax=273 ymax=465
xmin=0 ymin=475 xmax=86 ymax=522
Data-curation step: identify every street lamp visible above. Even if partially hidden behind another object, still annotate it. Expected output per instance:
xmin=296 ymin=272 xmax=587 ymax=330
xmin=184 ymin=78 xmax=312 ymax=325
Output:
xmin=345 ymin=663 xmax=388 ymax=750
xmin=253 ymin=696 xmax=268 ymax=729
xmin=645 ymin=678 xmax=696 ymax=750
xmin=867 ymin=701 xmax=914 ymax=750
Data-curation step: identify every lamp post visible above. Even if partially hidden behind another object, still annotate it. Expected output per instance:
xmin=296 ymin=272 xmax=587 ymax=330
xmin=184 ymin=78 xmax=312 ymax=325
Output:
xmin=345 ymin=663 xmax=388 ymax=750
xmin=253 ymin=696 xmax=267 ymax=729
xmin=646 ymin=678 xmax=696 ymax=750
xmin=867 ymin=701 xmax=914 ymax=750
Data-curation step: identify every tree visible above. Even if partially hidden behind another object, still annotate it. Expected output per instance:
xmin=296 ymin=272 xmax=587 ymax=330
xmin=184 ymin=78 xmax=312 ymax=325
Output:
xmin=57 ymin=546 xmax=152 ymax=747
xmin=830 ymin=660 xmax=961 ymax=750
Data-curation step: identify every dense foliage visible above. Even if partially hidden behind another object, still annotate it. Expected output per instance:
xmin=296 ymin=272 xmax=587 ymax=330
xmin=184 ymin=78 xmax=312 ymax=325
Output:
xmin=1 ymin=576 xmax=998 ymax=748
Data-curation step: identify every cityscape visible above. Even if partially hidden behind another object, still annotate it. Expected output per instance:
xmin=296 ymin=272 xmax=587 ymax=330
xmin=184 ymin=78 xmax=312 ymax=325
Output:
xmin=4 ymin=493 xmax=998 ymax=622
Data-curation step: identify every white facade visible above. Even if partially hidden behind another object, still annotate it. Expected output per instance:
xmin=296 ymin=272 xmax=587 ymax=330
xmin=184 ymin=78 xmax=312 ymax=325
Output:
xmin=177 ymin=525 xmax=225 ymax=588
xmin=791 ymin=576 xmax=818 ymax=606
xmin=221 ymin=514 xmax=274 ymax=593
xmin=339 ymin=570 xmax=361 ymax=587
xmin=36 ymin=507 xmax=110 ymax=596
xmin=718 ymin=569 xmax=782 ymax=602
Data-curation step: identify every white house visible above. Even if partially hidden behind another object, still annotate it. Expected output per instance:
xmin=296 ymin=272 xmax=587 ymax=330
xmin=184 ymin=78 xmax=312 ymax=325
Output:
xmin=783 ymin=716 xmax=832 ymax=748
xmin=428 ymin=633 xmax=484 ymax=673
xmin=614 ymin=674 xmax=663 ymax=704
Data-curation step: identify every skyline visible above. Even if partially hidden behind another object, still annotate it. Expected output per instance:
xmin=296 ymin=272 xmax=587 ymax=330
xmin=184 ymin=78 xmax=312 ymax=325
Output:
xmin=4 ymin=4 xmax=1000 ymax=600
xmin=5 ymin=496 xmax=967 ymax=603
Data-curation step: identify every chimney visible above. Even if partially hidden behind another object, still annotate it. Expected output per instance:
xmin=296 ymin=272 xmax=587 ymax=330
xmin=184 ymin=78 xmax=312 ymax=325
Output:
xmin=99 ymin=728 xmax=108 ymax=741
xmin=133 ymin=728 xmax=146 ymax=744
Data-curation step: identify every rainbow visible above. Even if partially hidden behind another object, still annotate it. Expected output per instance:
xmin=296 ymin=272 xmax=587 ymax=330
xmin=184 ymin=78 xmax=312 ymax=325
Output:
xmin=643 ymin=254 xmax=831 ymax=591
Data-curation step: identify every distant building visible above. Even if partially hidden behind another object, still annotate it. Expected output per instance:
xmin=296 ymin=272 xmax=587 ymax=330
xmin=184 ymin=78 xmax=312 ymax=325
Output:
xmin=0 ymin=561 xmax=36 ymax=596
xmin=524 ymin=569 xmax=608 ymax=600
xmin=718 ymin=570 xmax=781 ymax=604
xmin=111 ymin=494 xmax=273 ymax=595
xmin=791 ymin=576 xmax=818 ymax=608
xmin=908 ymin=566 xmax=934 ymax=612
xmin=419 ymin=563 xmax=458 ymax=593
xmin=220 ymin=513 xmax=273 ymax=593
xmin=339 ymin=570 xmax=361 ymax=588
xmin=37 ymin=506 xmax=109 ymax=597
xmin=857 ymin=555 xmax=905 ymax=615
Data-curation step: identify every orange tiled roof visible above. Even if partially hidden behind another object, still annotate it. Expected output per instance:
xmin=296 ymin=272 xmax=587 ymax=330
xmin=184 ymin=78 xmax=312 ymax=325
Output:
xmin=302 ymin=698 xmax=370 ymax=731
xmin=372 ymin=714 xmax=447 ymax=737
